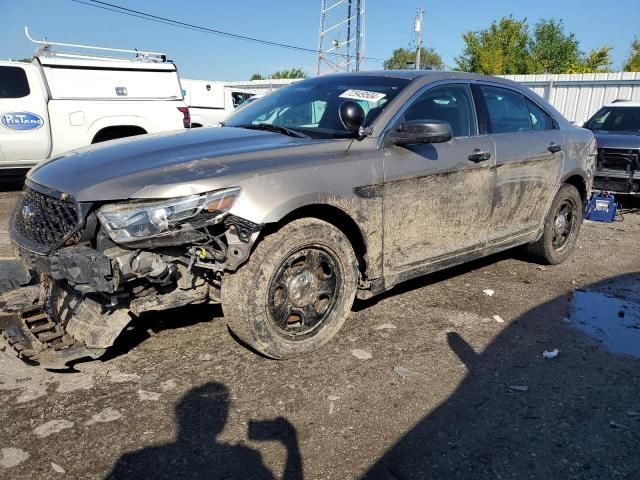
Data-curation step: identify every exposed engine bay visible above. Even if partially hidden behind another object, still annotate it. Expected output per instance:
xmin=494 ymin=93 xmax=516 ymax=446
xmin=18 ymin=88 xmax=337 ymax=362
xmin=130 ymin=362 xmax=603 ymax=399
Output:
xmin=1 ymin=180 xmax=261 ymax=369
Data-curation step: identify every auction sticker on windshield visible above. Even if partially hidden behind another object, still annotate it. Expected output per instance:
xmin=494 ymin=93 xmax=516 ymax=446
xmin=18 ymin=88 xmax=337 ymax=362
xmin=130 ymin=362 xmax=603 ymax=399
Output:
xmin=339 ymin=89 xmax=386 ymax=103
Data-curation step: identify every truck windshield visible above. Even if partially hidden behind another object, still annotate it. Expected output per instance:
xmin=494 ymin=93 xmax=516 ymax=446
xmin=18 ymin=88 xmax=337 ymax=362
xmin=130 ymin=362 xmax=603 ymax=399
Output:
xmin=585 ymin=106 xmax=640 ymax=133
xmin=224 ymin=75 xmax=410 ymax=139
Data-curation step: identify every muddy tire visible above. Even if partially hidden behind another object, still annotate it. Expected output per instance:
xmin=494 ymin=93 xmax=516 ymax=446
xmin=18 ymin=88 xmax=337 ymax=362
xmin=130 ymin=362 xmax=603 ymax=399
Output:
xmin=527 ymin=184 xmax=583 ymax=265
xmin=222 ymin=218 xmax=359 ymax=359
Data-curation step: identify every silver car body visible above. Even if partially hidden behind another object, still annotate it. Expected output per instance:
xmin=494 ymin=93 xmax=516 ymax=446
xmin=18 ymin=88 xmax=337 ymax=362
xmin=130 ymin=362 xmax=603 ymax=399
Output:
xmin=7 ymin=71 xmax=596 ymax=367
xmin=26 ymin=71 xmax=595 ymax=290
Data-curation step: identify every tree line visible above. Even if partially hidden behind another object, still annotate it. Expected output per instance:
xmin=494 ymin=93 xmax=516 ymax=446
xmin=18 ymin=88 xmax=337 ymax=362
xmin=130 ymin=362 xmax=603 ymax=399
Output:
xmin=249 ymin=68 xmax=309 ymax=80
xmin=385 ymin=17 xmax=640 ymax=74
xmin=245 ymin=16 xmax=639 ymax=79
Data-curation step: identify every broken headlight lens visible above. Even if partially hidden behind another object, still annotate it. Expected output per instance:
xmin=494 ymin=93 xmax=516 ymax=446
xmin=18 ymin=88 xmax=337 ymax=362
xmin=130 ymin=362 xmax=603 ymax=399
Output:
xmin=97 ymin=188 xmax=241 ymax=243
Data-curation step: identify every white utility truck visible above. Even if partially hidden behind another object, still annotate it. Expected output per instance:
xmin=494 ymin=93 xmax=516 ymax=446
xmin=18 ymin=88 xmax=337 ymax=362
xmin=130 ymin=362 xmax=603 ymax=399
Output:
xmin=181 ymin=79 xmax=256 ymax=127
xmin=0 ymin=28 xmax=189 ymax=171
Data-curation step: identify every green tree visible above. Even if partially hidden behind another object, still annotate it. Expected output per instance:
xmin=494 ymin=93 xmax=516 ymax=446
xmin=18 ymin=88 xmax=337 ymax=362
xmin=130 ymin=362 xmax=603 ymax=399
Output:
xmin=530 ymin=19 xmax=580 ymax=73
xmin=383 ymin=47 xmax=444 ymax=70
xmin=623 ymin=37 xmax=640 ymax=72
xmin=455 ymin=16 xmax=532 ymax=74
xmin=570 ymin=46 xmax=613 ymax=73
xmin=270 ymin=68 xmax=308 ymax=79
xmin=249 ymin=73 xmax=264 ymax=81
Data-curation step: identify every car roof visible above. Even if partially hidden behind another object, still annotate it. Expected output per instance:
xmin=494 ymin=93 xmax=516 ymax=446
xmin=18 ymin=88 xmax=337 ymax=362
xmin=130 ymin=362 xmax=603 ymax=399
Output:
xmin=604 ymin=100 xmax=640 ymax=107
xmin=327 ymin=70 xmax=504 ymax=81
xmin=321 ymin=70 xmax=529 ymax=90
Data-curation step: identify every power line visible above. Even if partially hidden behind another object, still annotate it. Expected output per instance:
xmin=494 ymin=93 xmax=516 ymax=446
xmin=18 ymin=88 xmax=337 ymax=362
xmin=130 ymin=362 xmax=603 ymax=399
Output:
xmin=68 ymin=0 xmax=385 ymax=63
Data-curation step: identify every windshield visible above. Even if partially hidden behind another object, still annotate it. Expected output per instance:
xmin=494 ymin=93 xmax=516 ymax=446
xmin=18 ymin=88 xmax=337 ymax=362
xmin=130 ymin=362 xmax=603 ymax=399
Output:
xmin=585 ymin=106 xmax=640 ymax=133
xmin=224 ymin=75 xmax=410 ymax=139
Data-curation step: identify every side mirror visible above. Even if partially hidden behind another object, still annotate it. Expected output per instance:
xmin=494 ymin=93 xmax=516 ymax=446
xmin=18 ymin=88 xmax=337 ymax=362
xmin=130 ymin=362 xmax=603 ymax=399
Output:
xmin=339 ymin=100 xmax=365 ymax=133
xmin=390 ymin=119 xmax=453 ymax=146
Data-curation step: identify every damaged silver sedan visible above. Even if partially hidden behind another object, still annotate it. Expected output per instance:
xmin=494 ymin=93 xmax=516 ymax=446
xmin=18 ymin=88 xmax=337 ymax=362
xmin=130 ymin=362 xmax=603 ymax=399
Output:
xmin=4 ymin=71 xmax=596 ymax=368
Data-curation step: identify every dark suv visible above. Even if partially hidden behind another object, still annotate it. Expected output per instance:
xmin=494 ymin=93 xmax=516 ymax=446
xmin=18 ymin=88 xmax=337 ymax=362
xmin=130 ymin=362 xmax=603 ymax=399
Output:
xmin=584 ymin=101 xmax=640 ymax=193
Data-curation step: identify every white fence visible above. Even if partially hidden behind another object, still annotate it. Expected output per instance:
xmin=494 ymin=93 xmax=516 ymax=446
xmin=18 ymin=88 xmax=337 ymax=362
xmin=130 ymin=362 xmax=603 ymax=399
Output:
xmin=501 ymin=73 xmax=640 ymax=123
xmin=221 ymin=73 xmax=640 ymax=123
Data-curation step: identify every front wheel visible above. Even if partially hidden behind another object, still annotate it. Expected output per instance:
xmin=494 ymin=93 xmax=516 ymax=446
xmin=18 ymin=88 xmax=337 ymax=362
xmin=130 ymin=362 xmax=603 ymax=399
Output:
xmin=222 ymin=218 xmax=359 ymax=359
xmin=527 ymin=184 xmax=583 ymax=265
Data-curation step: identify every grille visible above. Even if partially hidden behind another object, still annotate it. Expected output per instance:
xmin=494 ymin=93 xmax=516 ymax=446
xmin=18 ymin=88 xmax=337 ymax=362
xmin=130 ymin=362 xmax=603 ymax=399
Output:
xmin=12 ymin=187 xmax=80 ymax=253
xmin=597 ymin=148 xmax=640 ymax=173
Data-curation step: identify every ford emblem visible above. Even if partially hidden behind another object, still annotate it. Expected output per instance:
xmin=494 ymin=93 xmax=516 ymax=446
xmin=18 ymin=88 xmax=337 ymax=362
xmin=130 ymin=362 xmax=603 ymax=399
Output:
xmin=21 ymin=204 xmax=35 ymax=222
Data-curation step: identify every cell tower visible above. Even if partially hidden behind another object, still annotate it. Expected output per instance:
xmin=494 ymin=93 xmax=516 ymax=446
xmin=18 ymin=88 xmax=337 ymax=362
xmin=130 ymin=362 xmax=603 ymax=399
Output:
xmin=316 ymin=0 xmax=365 ymax=76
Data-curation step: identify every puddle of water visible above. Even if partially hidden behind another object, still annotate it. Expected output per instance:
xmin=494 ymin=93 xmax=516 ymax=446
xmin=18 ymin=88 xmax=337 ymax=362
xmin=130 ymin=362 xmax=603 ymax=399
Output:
xmin=569 ymin=290 xmax=640 ymax=357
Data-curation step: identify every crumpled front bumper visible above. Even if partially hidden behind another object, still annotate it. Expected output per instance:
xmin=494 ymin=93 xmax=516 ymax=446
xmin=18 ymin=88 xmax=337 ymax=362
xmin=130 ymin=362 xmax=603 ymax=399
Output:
xmin=0 ymin=281 xmax=131 ymax=370
xmin=0 ymin=286 xmax=104 ymax=369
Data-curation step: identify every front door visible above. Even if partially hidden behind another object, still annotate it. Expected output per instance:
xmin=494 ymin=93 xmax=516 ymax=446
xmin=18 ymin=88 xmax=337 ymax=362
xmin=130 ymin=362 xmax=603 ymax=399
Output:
xmin=381 ymin=83 xmax=496 ymax=278
xmin=0 ymin=64 xmax=51 ymax=167
xmin=476 ymin=84 xmax=564 ymax=241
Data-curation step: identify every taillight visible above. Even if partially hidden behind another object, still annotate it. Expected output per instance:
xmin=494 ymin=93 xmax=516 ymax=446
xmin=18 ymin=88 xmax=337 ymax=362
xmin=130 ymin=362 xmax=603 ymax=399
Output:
xmin=178 ymin=107 xmax=190 ymax=128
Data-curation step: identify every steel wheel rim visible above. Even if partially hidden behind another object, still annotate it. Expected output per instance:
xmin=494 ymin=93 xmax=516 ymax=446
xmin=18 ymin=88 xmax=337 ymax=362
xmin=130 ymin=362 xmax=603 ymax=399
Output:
xmin=552 ymin=199 xmax=577 ymax=250
xmin=267 ymin=247 xmax=341 ymax=340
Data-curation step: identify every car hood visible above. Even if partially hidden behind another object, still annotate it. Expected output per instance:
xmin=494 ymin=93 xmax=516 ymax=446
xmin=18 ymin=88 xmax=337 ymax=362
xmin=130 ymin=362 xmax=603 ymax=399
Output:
xmin=594 ymin=132 xmax=640 ymax=150
xmin=29 ymin=127 xmax=343 ymax=202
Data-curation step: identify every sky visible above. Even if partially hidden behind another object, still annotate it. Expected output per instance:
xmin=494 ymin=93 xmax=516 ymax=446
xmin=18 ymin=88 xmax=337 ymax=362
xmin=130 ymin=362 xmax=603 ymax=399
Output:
xmin=1 ymin=0 xmax=639 ymax=81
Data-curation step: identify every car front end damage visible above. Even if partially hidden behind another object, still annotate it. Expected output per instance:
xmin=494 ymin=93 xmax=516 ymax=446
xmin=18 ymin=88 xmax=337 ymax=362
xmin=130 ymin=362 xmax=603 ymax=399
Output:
xmin=2 ymin=179 xmax=261 ymax=368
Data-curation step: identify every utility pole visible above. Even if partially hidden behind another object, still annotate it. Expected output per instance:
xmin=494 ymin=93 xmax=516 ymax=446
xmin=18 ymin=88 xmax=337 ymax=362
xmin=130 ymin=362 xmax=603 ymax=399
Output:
xmin=415 ymin=6 xmax=424 ymax=70
xmin=316 ymin=0 xmax=366 ymax=75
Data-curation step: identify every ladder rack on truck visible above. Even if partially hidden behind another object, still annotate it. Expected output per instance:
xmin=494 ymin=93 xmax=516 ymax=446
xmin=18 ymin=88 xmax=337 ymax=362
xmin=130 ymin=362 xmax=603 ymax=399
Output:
xmin=24 ymin=26 xmax=168 ymax=63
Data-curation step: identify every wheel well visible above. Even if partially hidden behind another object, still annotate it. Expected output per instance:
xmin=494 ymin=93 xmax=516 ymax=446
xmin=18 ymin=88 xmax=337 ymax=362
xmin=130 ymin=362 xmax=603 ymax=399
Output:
xmin=92 ymin=125 xmax=147 ymax=144
xmin=564 ymin=175 xmax=588 ymax=205
xmin=264 ymin=204 xmax=368 ymax=274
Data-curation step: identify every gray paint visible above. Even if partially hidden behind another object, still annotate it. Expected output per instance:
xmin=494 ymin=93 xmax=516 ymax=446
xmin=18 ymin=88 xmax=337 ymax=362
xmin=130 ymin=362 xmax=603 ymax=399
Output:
xmin=26 ymin=71 xmax=595 ymax=283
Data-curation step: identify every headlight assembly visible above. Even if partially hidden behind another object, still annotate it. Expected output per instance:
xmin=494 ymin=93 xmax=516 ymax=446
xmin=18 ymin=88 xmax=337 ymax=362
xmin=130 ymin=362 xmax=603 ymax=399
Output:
xmin=97 ymin=187 xmax=241 ymax=243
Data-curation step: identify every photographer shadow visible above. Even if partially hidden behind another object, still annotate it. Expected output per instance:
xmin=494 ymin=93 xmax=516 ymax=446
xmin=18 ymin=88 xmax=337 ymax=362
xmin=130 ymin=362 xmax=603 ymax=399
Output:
xmin=107 ymin=382 xmax=302 ymax=480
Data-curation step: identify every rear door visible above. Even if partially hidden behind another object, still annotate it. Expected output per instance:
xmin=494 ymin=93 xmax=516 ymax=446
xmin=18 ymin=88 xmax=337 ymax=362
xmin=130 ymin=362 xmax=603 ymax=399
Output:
xmin=0 ymin=64 xmax=51 ymax=167
xmin=381 ymin=82 xmax=496 ymax=276
xmin=475 ymin=83 xmax=563 ymax=241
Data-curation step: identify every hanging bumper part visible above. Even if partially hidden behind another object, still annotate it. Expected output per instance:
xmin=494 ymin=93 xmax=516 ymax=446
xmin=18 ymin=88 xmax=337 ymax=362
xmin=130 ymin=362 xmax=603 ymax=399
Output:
xmin=0 ymin=299 xmax=105 ymax=370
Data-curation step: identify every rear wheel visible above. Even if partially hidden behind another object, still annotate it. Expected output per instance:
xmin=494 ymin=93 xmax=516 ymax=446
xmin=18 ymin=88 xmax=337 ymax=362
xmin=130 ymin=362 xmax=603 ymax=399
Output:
xmin=222 ymin=218 xmax=358 ymax=359
xmin=527 ymin=184 xmax=583 ymax=264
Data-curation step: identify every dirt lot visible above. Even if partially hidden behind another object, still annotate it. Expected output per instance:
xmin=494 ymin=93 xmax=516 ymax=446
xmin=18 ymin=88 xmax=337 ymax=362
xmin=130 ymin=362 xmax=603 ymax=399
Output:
xmin=0 ymin=181 xmax=639 ymax=480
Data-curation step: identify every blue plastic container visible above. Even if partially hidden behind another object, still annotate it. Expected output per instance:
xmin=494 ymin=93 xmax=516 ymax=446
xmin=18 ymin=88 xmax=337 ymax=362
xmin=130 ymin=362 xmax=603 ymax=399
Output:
xmin=585 ymin=192 xmax=618 ymax=223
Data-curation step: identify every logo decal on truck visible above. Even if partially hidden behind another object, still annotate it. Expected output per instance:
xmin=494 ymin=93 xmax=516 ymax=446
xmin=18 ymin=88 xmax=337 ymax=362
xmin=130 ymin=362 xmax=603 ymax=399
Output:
xmin=1 ymin=112 xmax=44 ymax=131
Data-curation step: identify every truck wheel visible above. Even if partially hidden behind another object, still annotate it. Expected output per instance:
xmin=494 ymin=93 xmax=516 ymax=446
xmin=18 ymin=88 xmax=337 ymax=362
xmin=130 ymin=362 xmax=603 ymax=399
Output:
xmin=527 ymin=184 xmax=583 ymax=265
xmin=222 ymin=218 xmax=358 ymax=359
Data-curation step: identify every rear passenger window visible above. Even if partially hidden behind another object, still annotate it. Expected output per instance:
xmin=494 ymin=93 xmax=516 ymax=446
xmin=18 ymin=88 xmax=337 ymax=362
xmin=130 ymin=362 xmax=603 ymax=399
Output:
xmin=0 ymin=66 xmax=30 ymax=99
xmin=402 ymin=84 xmax=476 ymax=137
xmin=525 ymin=97 xmax=555 ymax=131
xmin=480 ymin=85 xmax=531 ymax=134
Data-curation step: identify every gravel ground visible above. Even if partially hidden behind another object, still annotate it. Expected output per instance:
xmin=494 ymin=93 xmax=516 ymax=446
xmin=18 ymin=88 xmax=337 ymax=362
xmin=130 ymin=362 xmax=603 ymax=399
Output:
xmin=0 ymin=181 xmax=639 ymax=480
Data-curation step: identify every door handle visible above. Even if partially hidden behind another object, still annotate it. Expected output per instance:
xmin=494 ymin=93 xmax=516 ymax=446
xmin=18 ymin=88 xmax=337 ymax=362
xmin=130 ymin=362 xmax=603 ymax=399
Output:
xmin=468 ymin=149 xmax=491 ymax=162
xmin=548 ymin=143 xmax=562 ymax=154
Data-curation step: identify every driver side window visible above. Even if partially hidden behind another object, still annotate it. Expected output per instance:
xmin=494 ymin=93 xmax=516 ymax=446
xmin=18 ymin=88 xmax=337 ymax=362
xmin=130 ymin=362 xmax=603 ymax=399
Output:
xmin=402 ymin=84 xmax=476 ymax=137
xmin=276 ymin=100 xmax=328 ymax=127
